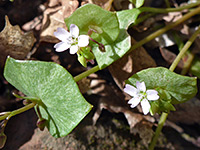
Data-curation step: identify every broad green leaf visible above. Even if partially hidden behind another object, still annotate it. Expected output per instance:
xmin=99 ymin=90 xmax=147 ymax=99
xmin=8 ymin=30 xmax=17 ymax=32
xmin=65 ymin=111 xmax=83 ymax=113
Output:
xmin=65 ymin=4 xmax=120 ymax=45
xmin=129 ymin=0 xmax=145 ymax=8
xmin=126 ymin=67 xmax=197 ymax=104
xmin=92 ymin=8 xmax=141 ymax=69
xmin=4 ymin=57 xmax=92 ymax=138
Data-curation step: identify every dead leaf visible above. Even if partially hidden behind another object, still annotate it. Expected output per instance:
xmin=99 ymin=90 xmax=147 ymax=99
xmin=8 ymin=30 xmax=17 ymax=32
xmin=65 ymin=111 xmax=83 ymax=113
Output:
xmin=82 ymin=0 xmax=113 ymax=10
xmin=109 ymin=38 xmax=156 ymax=90
xmin=163 ymin=11 xmax=189 ymax=35
xmin=155 ymin=33 xmax=175 ymax=48
xmin=77 ymin=78 xmax=91 ymax=94
xmin=160 ymin=47 xmax=184 ymax=70
xmin=168 ymin=97 xmax=200 ymax=125
xmin=40 ymin=0 xmax=79 ymax=43
xmin=0 ymin=16 xmax=36 ymax=67
xmin=113 ymin=0 xmax=132 ymax=10
xmin=133 ymin=120 xmax=154 ymax=147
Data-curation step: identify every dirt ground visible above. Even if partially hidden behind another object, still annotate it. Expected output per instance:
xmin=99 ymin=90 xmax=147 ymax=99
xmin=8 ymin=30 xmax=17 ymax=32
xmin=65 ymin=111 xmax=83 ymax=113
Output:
xmin=0 ymin=0 xmax=200 ymax=150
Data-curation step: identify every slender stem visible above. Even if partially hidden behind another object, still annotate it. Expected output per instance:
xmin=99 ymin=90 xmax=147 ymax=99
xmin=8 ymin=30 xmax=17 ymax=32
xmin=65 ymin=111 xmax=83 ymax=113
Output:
xmin=169 ymin=26 xmax=200 ymax=72
xmin=139 ymin=2 xmax=200 ymax=13
xmin=134 ymin=2 xmax=200 ymax=26
xmin=181 ymin=53 xmax=195 ymax=75
xmin=149 ymin=113 xmax=168 ymax=150
xmin=129 ymin=6 xmax=200 ymax=54
xmin=0 ymin=103 xmax=36 ymax=121
xmin=74 ymin=65 xmax=100 ymax=82
xmin=149 ymin=26 xmax=200 ymax=150
xmin=133 ymin=13 xmax=156 ymax=25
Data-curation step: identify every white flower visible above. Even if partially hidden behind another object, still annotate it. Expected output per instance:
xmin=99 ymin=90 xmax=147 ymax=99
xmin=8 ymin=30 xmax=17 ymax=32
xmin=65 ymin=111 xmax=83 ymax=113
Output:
xmin=124 ymin=81 xmax=159 ymax=115
xmin=54 ymin=24 xmax=89 ymax=54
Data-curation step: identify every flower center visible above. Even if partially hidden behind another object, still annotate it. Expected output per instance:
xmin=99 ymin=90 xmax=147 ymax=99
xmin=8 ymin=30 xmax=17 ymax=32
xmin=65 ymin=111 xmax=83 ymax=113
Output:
xmin=67 ymin=36 xmax=78 ymax=45
xmin=139 ymin=91 xmax=147 ymax=102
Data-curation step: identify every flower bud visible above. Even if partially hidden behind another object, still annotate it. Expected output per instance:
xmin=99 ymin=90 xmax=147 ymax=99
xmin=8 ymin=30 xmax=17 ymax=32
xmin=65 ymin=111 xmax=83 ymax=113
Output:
xmin=37 ymin=119 xmax=47 ymax=131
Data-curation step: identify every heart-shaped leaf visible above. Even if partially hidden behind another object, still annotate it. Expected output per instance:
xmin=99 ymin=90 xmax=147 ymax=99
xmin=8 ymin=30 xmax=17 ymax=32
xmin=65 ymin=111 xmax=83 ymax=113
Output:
xmin=65 ymin=4 xmax=141 ymax=69
xmin=126 ymin=67 xmax=197 ymax=104
xmin=4 ymin=57 xmax=92 ymax=138
xmin=125 ymin=67 xmax=197 ymax=114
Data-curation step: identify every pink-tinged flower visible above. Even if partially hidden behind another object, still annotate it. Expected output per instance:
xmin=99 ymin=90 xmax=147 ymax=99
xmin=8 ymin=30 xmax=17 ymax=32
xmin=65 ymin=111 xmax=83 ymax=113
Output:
xmin=54 ymin=24 xmax=89 ymax=54
xmin=124 ymin=81 xmax=159 ymax=115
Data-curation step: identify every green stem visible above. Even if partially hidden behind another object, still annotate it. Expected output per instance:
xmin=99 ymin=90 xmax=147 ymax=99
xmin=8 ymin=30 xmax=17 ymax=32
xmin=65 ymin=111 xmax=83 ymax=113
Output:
xmin=134 ymin=2 xmax=200 ymax=25
xmin=181 ymin=53 xmax=195 ymax=75
xmin=149 ymin=112 xmax=168 ymax=150
xmin=129 ymin=6 xmax=200 ymax=54
xmin=139 ymin=2 xmax=200 ymax=13
xmin=0 ymin=103 xmax=36 ymax=121
xmin=169 ymin=26 xmax=200 ymax=72
xmin=134 ymin=13 xmax=156 ymax=25
xmin=149 ymin=25 xmax=200 ymax=150
xmin=74 ymin=65 xmax=100 ymax=82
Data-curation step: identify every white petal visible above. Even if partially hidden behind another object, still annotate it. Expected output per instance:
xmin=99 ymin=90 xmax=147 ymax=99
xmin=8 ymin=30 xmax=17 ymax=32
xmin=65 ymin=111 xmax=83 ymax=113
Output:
xmin=136 ymin=81 xmax=146 ymax=92
xmin=70 ymin=24 xmax=79 ymax=38
xmin=146 ymin=90 xmax=159 ymax=101
xmin=128 ymin=97 xmax=141 ymax=108
xmin=141 ymin=99 xmax=150 ymax=115
xmin=124 ymin=84 xmax=137 ymax=97
xmin=54 ymin=42 xmax=71 ymax=52
xmin=69 ymin=45 xmax=79 ymax=54
xmin=78 ymin=35 xmax=89 ymax=47
xmin=54 ymin=27 xmax=70 ymax=42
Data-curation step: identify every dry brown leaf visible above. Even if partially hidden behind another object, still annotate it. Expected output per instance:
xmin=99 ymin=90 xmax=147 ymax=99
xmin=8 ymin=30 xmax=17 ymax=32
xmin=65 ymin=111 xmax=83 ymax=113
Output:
xmin=163 ymin=11 xmax=189 ymax=35
xmin=132 ymin=120 xmax=154 ymax=147
xmin=113 ymin=0 xmax=132 ymax=10
xmin=168 ymin=97 xmax=200 ymax=125
xmin=109 ymin=38 xmax=156 ymax=90
xmin=82 ymin=0 xmax=113 ymax=10
xmin=77 ymin=78 xmax=91 ymax=94
xmin=0 ymin=16 xmax=36 ymax=67
xmin=160 ymin=47 xmax=184 ymax=70
xmin=40 ymin=0 xmax=79 ymax=43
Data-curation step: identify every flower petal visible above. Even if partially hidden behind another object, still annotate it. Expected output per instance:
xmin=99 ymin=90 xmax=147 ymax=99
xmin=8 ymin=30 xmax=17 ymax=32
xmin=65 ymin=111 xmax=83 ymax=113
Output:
xmin=136 ymin=81 xmax=146 ymax=92
xmin=78 ymin=35 xmax=89 ymax=47
xmin=70 ymin=45 xmax=79 ymax=54
xmin=124 ymin=84 xmax=137 ymax=97
xmin=54 ymin=42 xmax=71 ymax=52
xmin=54 ymin=27 xmax=70 ymax=42
xmin=128 ymin=97 xmax=140 ymax=108
xmin=70 ymin=24 xmax=79 ymax=38
xmin=146 ymin=90 xmax=159 ymax=101
xmin=141 ymin=99 xmax=150 ymax=115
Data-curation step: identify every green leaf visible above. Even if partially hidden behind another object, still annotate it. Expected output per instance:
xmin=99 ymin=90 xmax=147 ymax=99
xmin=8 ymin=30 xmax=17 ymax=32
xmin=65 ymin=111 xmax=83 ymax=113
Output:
xmin=116 ymin=8 xmax=141 ymax=29
xmin=65 ymin=4 xmax=141 ymax=69
xmin=129 ymin=0 xmax=145 ymax=8
xmin=126 ymin=67 xmax=197 ymax=104
xmin=4 ymin=57 xmax=92 ymax=138
xmin=78 ymin=54 xmax=87 ymax=67
xmin=92 ymin=8 xmax=141 ymax=69
xmin=65 ymin=4 xmax=120 ymax=45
